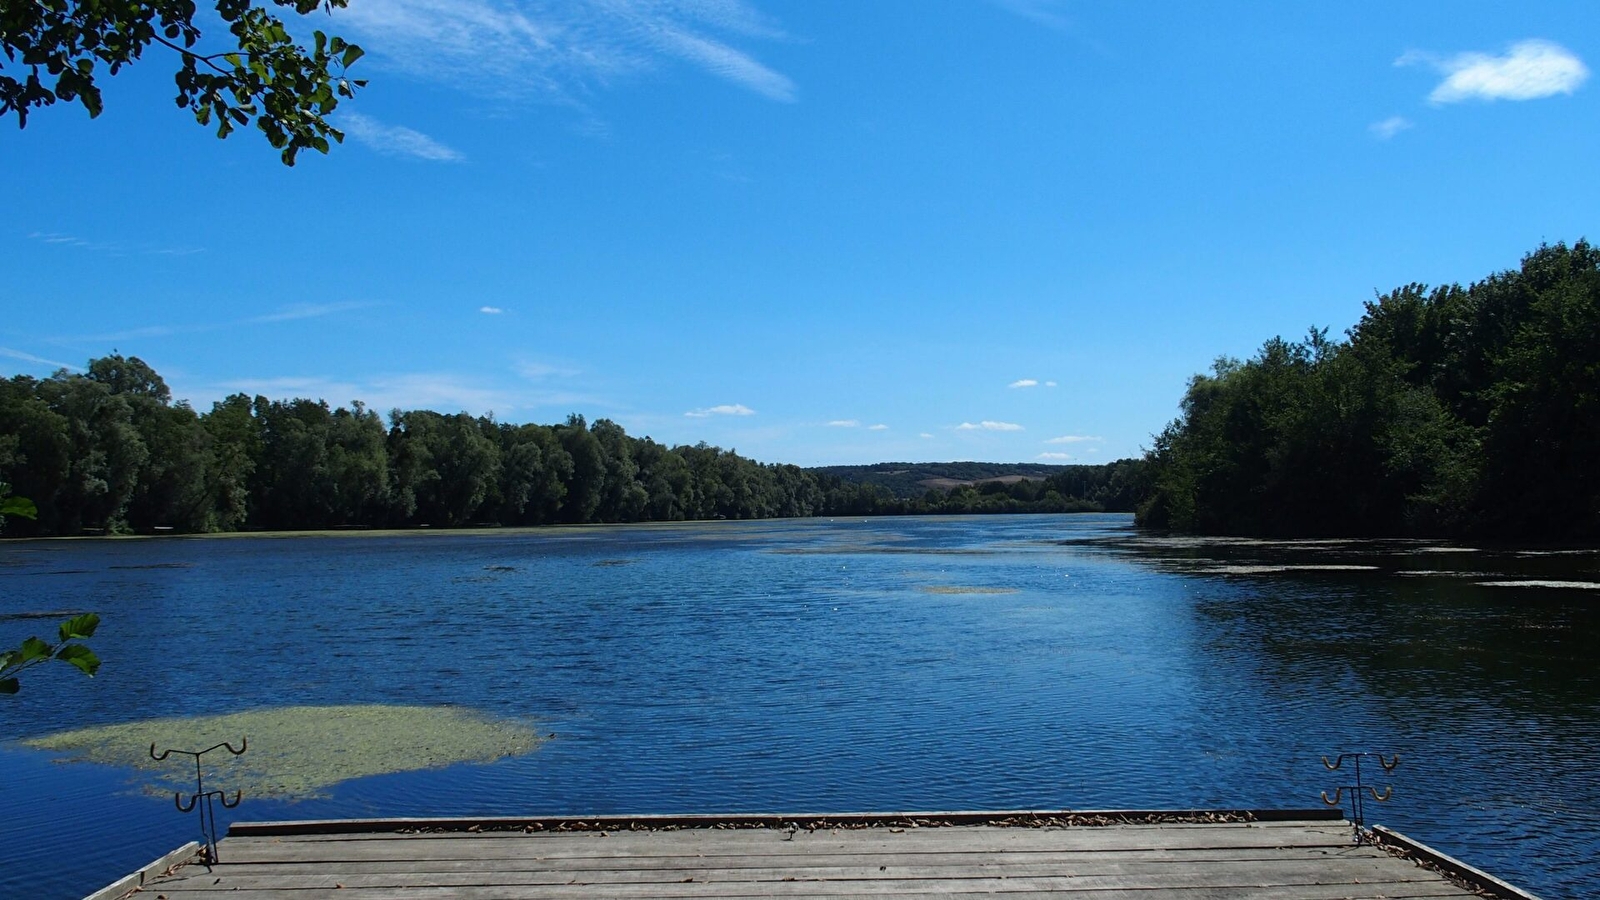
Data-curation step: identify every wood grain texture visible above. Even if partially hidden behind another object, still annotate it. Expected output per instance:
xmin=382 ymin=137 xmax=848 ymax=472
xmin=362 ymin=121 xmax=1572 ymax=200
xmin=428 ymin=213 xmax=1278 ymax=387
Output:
xmin=127 ymin=818 xmax=1485 ymax=899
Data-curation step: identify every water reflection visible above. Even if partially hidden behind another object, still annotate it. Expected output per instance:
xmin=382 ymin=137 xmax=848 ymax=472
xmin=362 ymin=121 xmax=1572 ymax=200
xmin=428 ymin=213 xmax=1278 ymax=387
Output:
xmin=1 ymin=515 xmax=1595 ymax=898
xmin=1074 ymin=528 xmax=1600 ymax=897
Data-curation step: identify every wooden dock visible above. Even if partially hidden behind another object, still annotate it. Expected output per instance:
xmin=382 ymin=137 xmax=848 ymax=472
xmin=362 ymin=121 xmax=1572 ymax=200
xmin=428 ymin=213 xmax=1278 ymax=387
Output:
xmin=95 ymin=810 xmax=1541 ymax=900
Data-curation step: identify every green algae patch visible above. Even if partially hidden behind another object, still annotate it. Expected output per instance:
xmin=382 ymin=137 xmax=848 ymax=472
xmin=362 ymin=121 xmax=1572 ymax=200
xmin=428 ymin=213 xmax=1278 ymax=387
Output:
xmin=917 ymin=585 xmax=1019 ymax=595
xmin=23 ymin=704 xmax=540 ymax=800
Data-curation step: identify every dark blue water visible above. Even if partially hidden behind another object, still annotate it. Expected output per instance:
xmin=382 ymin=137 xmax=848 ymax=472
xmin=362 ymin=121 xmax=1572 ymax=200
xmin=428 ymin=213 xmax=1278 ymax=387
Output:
xmin=2 ymin=515 xmax=1596 ymax=897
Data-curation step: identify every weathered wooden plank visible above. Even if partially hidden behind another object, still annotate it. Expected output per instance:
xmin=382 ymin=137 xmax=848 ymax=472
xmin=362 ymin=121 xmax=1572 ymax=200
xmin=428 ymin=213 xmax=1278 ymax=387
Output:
xmin=135 ymin=880 xmax=1473 ymax=899
xmin=82 ymin=841 xmax=201 ymax=900
xmin=150 ymin=857 xmax=1456 ymax=891
xmin=226 ymin=809 xmax=1345 ymax=837
xmin=157 ymin=844 xmax=1391 ymax=877
xmin=129 ymin=819 xmax=1495 ymax=900
xmin=228 ymin=819 xmax=1350 ymax=839
xmin=1371 ymin=825 xmax=1547 ymax=900
xmin=217 ymin=824 xmax=1355 ymax=864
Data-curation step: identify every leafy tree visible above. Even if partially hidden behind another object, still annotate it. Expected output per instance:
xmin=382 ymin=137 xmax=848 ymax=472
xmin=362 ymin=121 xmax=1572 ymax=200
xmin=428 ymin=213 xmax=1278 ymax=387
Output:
xmin=1138 ymin=242 xmax=1600 ymax=539
xmin=0 ymin=488 xmax=101 ymax=695
xmin=0 ymin=613 xmax=100 ymax=695
xmin=555 ymin=415 xmax=606 ymax=524
xmin=1 ymin=0 xmax=366 ymax=165
xmin=203 ymin=393 xmax=261 ymax=530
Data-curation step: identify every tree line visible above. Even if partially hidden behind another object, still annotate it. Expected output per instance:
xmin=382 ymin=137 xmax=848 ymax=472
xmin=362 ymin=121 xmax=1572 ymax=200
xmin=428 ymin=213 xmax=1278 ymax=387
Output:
xmin=0 ymin=356 xmax=1138 ymax=536
xmin=1137 ymin=242 xmax=1600 ymax=539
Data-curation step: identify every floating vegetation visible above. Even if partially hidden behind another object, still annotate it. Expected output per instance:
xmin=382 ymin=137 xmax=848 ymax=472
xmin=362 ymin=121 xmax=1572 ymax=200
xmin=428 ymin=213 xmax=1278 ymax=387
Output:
xmin=591 ymin=558 xmax=636 ymax=567
xmin=23 ymin=704 xmax=541 ymax=800
xmin=0 ymin=610 xmax=89 ymax=622
xmin=1477 ymin=580 xmax=1600 ymax=590
xmin=772 ymin=546 xmax=997 ymax=556
xmin=1204 ymin=564 xmax=1381 ymax=575
xmin=917 ymin=586 xmax=1019 ymax=595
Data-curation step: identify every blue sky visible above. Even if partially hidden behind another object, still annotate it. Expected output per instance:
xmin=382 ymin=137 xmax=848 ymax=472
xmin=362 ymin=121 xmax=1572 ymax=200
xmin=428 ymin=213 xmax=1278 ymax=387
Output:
xmin=3 ymin=1 xmax=1596 ymax=466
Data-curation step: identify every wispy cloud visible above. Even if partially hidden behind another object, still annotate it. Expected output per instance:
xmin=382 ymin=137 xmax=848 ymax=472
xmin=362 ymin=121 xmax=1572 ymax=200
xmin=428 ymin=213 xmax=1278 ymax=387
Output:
xmin=0 ymin=347 xmax=77 ymax=370
xmin=514 ymin=358 xmax=582 ymax=380
xmin=248 ymin=302 xmax=373 ymax=324
xmin=216 ymin=373 xmax=516 ymax=415
xmin=827 ymin=419 xmax=859 ymax=427
xmin=990 ymin=0 xmax=1073 ymax=32
xmin=956 ymin=420 xmax=1023 ymax=432
xmin=27 ymin=231 xmax=204 ymax=256
xmin=1045 ymin=434 xmax=1101 ymax=444
xmin=868 ymin=423 xmax=888 ymax=431
xmin=54 ymin=303 xmax=370 ymax=344
xmin=1009 ymin=378 xmax=1038 ymax=388
xmin=1399 ymin=40 xmax=1588 ymax=103
xmin=66 ymin=325 xmax=178 ymax=342
xmin=1037 ymin=451 xmax=1073 ymax=460
xmin=341 ymin=0 xmax=796 ymax=104
xmin=1369 ymin=115 xmax=1413 ymax=139
xmin=918 ymin=432 xmax=934 ymax=439
xmin=340 ymin=112 xmax=465 ymax=161
xmin=686 ymin=403 xmax=755 ymax=418
xmin=480 ymin=306 xmax=504 ymax=314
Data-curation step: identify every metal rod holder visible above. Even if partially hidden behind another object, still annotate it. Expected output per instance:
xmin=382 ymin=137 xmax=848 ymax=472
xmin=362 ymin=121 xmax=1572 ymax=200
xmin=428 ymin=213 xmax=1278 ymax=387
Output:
xmin=1320 ymin=750 xmax=1399 ymax=839
xmin=150 ymin=738 xmax=247 ymax=863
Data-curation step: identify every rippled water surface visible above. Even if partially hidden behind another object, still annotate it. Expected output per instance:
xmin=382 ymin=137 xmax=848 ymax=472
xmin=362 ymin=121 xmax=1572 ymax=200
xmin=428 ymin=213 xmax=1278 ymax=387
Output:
xmin=3 ymin=515 xmax=1598 ymax=898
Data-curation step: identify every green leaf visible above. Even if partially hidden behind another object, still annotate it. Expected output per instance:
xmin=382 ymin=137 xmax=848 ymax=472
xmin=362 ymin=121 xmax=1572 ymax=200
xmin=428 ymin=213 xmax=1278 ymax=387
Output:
xmin=0 ymin=678 xmax=17 ymax=695
xmin=18 ymin=637 xmax=52 ymax=665
xmin=54 ymin=645 xmax=100 ymax=677
xmin=1 ymin=496 xmax=38 ymax=519
xmin=342 ymin=46 xmax=364 ymax=68
xmin=58 ymin=613 xmax=99 ymax=642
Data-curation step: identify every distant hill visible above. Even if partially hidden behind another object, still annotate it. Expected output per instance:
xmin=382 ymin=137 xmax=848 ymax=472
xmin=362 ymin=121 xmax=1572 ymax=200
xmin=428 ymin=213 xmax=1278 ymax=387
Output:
xmin=810 ymin=461 xmax=1102 ymax=499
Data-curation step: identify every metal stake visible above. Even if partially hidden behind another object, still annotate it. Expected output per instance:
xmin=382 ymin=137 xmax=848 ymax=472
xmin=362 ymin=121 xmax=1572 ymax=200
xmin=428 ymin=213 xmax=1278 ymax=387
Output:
xmin=1320 ymin=750 xmax=1399 ymax=841
xmin=151 ymin=738 xmax=247 ymax=863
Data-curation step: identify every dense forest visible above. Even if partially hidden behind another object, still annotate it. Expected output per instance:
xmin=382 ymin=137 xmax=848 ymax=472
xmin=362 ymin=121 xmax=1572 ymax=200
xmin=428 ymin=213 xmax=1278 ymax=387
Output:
xmin=0 ymin=357 xmax=1139 ymax=536
xmin=11 ymin=243 xmax=1589 ymax=541
xmin=815 ymin=461 xmax=1145 ymax=511
xmin=1137 ymin=242 xmax=1600 ymax=539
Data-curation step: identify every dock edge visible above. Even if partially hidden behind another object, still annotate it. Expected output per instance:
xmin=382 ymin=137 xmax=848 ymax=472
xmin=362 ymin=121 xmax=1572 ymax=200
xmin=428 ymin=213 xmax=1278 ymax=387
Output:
xmin=1371 ymin=824 xmax=1546 ymax=900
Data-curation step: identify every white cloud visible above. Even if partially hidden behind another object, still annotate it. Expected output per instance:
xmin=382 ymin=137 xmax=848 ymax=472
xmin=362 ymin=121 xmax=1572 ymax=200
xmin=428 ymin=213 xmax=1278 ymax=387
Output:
xmin=827 ymin=419 xmax=859 ymax=427
xmin=0 ymin=347 xmax=77 ymax=370
xmin=248 ymin=302 xmax=372 ymax=324
xmin=1045 ymin=380 xmax=1057 ymax=387
xmin=1369 ymin=116 xmax=1413 ymax=139
xmin=1045 ymin=434 xmax=1101 ymax=444
xmin=28 ymin=231 xmax=204 ymax=256
xmin=686 ymin=403 xmax=755 ymax=418
xmin=990 ymin=0 xmax=1073 ymax=32
xmin=918 ymin=432 xmax=934 ymax=439
xmin=868 ymin=424 xmax=888 ymax=431
xmin=1009 ymin=378 xmax=1039 ymax=388
xmin=480 ymin=306 xmax=504 ymax=314
xmin=218 ymin=373 xmax=515 ymax=415
xmin=340 ymin=112 xmax=464 ymax=161
xmin=1400 ymin=40 xmax=1588 ymax=103
xmin=1037 ymin=451 xmax=1073 ymax=460
xmin=956 ymin=420 xmax=1023 ymax=432
xmin=514 ymin=359 xmax=580 ymax=379
xmin=341 ymin=0 xmax=795 ymax=103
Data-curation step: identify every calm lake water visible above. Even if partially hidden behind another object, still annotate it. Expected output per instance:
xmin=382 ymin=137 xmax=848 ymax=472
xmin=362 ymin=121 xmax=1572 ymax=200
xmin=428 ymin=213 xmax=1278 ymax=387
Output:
xmin=2 ymin=514 xmax=1598 ymax=898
